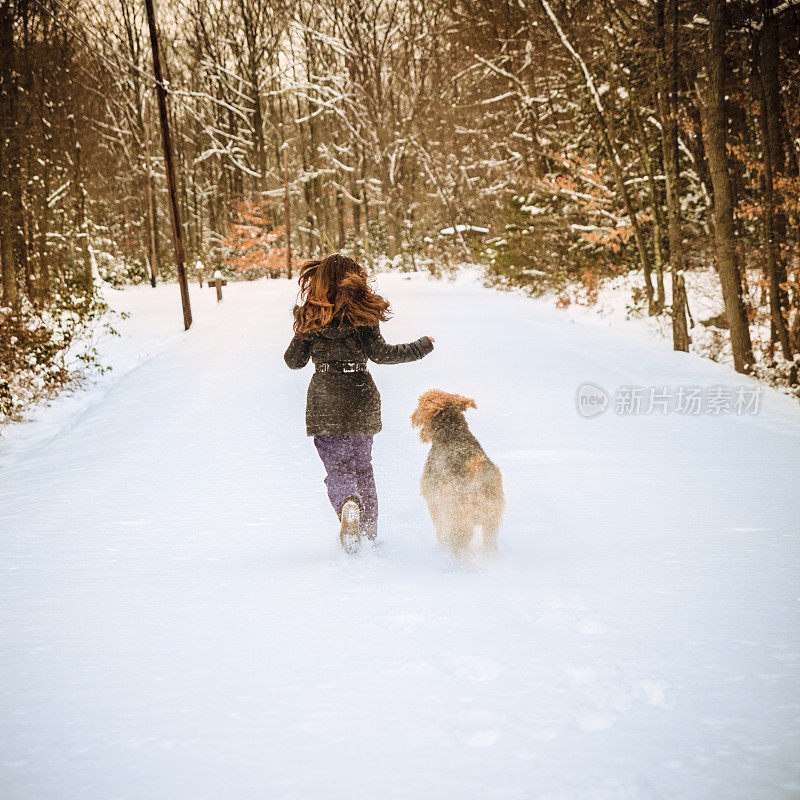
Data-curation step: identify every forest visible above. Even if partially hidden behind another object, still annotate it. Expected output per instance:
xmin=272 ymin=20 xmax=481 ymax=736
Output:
xmin=1 ymin=0 xmax=799 ymax=417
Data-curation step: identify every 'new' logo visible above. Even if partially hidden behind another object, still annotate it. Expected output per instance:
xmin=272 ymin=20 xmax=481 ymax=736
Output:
xmin=576 ymin=383 xmax=609 ymax=418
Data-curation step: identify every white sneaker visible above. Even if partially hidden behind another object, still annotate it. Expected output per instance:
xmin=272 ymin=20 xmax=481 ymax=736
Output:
xmin=340 ymin=498 xmax=362 ymax=554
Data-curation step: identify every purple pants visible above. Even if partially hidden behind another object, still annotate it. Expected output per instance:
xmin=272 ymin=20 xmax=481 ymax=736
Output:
xmin=313 ymin=435 xmax=378 ymax=538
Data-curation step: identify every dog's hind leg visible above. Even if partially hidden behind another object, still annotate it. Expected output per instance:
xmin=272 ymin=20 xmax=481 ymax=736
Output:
xmin=429 ymin=501 xmax=470 ymax=553
xmin=479 ymin=470 xmax=504 ymax=553
xmin=444 ymin=517 xmax=474 ymax=555
xmin=481 ymin=521 xmax=500 ymax=552
xmin=425 ymin=497 xmax=449 ymax=545
xmin=453 ymin=526 xmax=474 ymax=554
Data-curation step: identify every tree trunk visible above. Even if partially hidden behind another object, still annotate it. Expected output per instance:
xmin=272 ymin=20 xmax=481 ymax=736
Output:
xmin=751 ymin=22 xmax=792 ymax=360
xmin=283 ymin=143 xmax=292 ymax=279
xmin=143 ymin=94 xmax=159 ymax=287
xmin=18 ymin=2 xmax=32 ymax=297
xmin=35 ymin=51 xmax=52 ymax=303
xmin=701 ymin=0 xmax=754 ymax=373
xmin=67 ymin=113 xmax=92 ymax=292
xmin=1 ymin=232 xmax=16 ymax=308
xmin=305 ymin=32 xmax=325 ymax=252
xmin=351 ymin=144 xmax=362 ymax=243
xmin=629 ymin=98 xmax=665 ymax=312
xmin=335 ymin=185 xmax=345 ymax=249
xmin=656 ymin=0 xmax=690 ymax=352
xmin=0 ymin=1 xmax=22 ymax=309
xmin=758 ymin=0 xmax=792 ymax=361
xmin=608 ymin=19 xmax=660 ymax=313
xmin=251 ymin=70 xmax=266 ymax=192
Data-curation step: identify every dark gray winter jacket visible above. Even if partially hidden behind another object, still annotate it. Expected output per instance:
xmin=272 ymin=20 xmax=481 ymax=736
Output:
xmin=284 ymin=324 xmax=433 ymax=436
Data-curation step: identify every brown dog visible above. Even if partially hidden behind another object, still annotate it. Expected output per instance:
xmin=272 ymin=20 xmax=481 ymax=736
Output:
xmin=411 ymin=390 xmax=504 ymax=555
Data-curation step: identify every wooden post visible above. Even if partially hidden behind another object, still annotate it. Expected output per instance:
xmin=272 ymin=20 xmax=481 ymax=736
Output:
xmin=213 ymin=270 xmax=223 ymax=302
xmin=143 ymin=92 xmax=159 ymax=288
xmin=195 ymin=259 xmax=204 ymax=288
xmin=283 ymin=143 xmax=292 ymax=279
xmin=144 ymin=0 xmax=192 ymax=330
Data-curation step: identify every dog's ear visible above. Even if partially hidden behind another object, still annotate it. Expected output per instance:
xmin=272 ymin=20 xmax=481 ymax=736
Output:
xmin=411 ymin=407 xmax=432 ymax=442
xmin=412 ymin=389 xmax=476 ymax=421
xmin=411 ymin=390 xmax=443 ymax=442
xmin=453 ymin=395 xmax=477 ymax=413
xmin=412 ymin=390 xmax=476 ymax=443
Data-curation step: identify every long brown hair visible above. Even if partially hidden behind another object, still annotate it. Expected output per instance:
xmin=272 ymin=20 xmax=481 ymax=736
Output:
xmin=292 ymin=253 xmax=391 ymax=335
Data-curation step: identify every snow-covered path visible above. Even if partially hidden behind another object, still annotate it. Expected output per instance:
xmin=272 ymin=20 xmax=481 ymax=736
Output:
xmin=1 ymin=274 xmax=799 ymax=799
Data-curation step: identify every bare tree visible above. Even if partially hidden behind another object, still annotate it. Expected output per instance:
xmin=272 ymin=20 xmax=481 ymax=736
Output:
xmin=700 ymin=0 xmax=754 ymax=373
xmin=656 ymin=0 xmax=689 ymax=352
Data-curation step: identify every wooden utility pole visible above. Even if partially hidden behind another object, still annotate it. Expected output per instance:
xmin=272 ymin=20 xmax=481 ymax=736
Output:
xmin=144 ymin=0 xmax=192 ymax=330
xmin=283 ymin=143 xmax=292 ymax=279
xmin=142 ymin=93 xmax=159 ymax=288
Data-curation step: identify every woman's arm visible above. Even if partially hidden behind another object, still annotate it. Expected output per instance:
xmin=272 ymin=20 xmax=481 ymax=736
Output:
xmin=284 ymin=335 xmax=312 ymax=369
xmin=360 ymin=326 xmax=434 ymax=365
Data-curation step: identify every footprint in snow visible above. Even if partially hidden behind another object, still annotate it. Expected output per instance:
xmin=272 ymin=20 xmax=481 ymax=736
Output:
xmin=439 ymin=655 xmax=502 ymax=682
xmin=454 ymin=709 xmax=504 ymax=747
xmin=576 ymin=711 xmax=617 ymax=732
xmin=636 ymin=679 xmax=675 ymax=710
xmin=460 ymin=728 xmax=501 ymax=747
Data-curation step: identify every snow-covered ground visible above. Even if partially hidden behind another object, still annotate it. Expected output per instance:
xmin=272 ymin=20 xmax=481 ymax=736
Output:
xmin=1 ymin=272 xmax=799 ymax=799
xmin=549 ymin=266 xmax=789 ymax=385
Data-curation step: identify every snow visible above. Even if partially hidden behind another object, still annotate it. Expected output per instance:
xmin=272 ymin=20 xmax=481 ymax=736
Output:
xmin=521 ymin=204 xmax=548 ymax=216
xmin=439 ymin=224 xmax=490 ymax=236
xmin=548 ymin=267 xmax=782 ymax=378
xmin=1 ymin=272 xmax=799 ymax=799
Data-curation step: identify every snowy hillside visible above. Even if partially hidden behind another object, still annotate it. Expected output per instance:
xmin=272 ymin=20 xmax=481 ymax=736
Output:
xmin=1 ymin=273 xmax=799 ymax=799
xmin=538 ymin=265 xmax=798 ymax=393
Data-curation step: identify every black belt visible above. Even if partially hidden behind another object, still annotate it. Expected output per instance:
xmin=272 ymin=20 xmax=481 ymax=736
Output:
xmin=315 ymin=362 xmax=368 ymax=374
